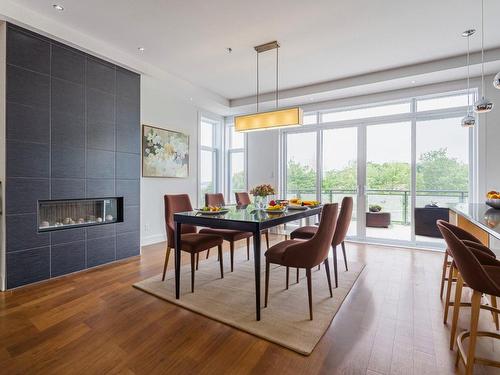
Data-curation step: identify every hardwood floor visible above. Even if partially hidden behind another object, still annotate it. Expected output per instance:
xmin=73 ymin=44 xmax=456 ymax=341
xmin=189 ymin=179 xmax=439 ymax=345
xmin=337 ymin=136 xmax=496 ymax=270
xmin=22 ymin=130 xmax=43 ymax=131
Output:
xmin=1 ymin=238 xmax=499 ymax=374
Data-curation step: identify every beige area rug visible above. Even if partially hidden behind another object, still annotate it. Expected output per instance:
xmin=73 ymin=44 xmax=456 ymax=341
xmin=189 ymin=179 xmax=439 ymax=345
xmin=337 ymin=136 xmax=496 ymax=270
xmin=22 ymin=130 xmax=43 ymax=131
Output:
xmin=134 ymin=249 xmax=365 ymax=355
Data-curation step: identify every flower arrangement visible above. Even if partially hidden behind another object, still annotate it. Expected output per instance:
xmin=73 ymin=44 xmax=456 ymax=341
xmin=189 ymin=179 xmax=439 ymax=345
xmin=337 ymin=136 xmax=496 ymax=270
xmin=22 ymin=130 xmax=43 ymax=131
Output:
xmin=250 ymin=184 xmax=276 ymax=197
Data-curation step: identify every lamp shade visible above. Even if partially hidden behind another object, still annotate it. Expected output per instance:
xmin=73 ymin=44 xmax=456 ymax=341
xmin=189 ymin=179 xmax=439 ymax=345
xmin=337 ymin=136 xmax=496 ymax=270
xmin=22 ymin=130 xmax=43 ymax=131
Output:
xmin=235 ymin=107 xmax=303 ymax=132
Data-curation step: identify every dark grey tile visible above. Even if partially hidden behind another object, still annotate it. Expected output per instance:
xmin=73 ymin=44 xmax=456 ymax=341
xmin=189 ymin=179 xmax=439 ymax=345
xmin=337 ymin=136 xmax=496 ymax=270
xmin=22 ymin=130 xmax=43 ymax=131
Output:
xmin=116 ymin=122 xmax=140 ymax=154
xmin=116 ymin=231 xmax=140 ymax=260
xmin=87 ymin=121 xmax=115 ymax=151
xmin=6 ymin=141 xmax=49 ymax=178
xmin=116 ymin=205 xmax=140 ymax=234
xmin=51 ymin=228 xmax=85 ymax=245
xmin=51 ymin=45 xmax=85 ymax=85
xmin=116 ymin=152 xmax=140 ymax=179
xmin=7 ymin=28 xmax=50 ymax=74
xmin=86 ymin=223 xmax=115 ymax=240
xmin=86 ymin=150 xmax=115 ymax=179
xmin=87 ymin=236 xmax=116 ymax=267
xmin=86 ymin=58 xmax=115 ymax=94
xmin=51 ymin=78 xmax=84 ymax=118
xmin=116 ymin=68 xmax=140 ymax=101
xmin=6 ymin=102 xmax=49 ymax=144
xmin=51 ymin=178 xmax=85 ymax=199
xmin=86 ymin=179 xmax=115 ymax=198
xmin=7 ymin=247 xmax=50 ymax=289
xmin=87 ymin=88 xmax=115 ymax=124
xmin=7 ymin=65 xmax=50 ymax=109
xmin=6 ymin=214 xmax=50 ymax=252
xmin=116 ymin=96 xmax=140 ymax=125
xmin=51 ymin=145 xmax=85 ymax=179
xmin=51 ymin=110 xmax=85 ymax=148
xmin=51 ymin=241 xmax=86 ymax=277
xmin=116 ymin=179 xmax=140 ymax=206
xmin=6 ymin=178 xmax=49 ymax=215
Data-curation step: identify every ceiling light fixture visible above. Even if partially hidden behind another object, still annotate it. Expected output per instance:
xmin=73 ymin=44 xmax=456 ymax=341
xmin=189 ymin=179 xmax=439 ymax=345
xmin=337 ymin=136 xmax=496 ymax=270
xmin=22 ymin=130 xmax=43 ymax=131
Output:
xmin=474 ymin=0 xmax=493 ymax=113
xmin=138 ymin=47 xmax=145 ymax=52
xmin=52 ymin=4 xmax=64 ymax=11
xmin=461 ymin=29 xmax=476 ymax=128
xmin=235 ymin=41 xmax=303 ymax=132
xmin=494 ymin=71 xmax=500 ymax=90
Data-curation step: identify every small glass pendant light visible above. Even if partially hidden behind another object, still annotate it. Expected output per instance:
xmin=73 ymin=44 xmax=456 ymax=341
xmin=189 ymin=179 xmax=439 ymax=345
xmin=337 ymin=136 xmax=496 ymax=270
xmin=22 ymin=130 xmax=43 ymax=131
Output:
xmin=461 ymin=29 xmax=476 ymax=127
xmin=494 ymin=71 xmax=500 ymax=90
xmin=474 ymin=0 xmax=494 ymax=113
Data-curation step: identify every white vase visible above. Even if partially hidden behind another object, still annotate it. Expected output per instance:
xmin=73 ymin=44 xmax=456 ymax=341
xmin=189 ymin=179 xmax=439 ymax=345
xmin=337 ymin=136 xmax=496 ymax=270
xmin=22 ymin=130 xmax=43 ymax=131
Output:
xmin=254 ymin=195 xmax=268 ymax=210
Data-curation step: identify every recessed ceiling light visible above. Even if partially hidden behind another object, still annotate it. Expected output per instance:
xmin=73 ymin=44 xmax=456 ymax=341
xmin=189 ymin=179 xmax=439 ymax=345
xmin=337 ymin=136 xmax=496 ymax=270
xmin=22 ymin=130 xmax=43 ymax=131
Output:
xmin=138 ymin=47 xmax=145 ymax=52
xmin=53 ymin=4 xmax=64 ymax=11
xmin=226 ymin=47 xmax=233 ymax=53
xmin=411 ymin=80 xmax=416 ymax=84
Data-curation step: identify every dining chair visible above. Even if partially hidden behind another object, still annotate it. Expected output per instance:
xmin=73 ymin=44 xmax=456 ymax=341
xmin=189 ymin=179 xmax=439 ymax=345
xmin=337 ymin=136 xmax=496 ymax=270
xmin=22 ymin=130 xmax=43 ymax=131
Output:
xmin=437 ymin=222 xmax=500 ymax=375
xmin=198 ymin=193 xmax=253 ymax=272
xmin=290 ymin=196 xmax=353 ymax=287
xmin=438 ymin=220 xmax=496 ymax=325
xmin=264 ymin=203 xmax=339 ymax=320
xmin=163 ymin=194 xmax=224 ymax=292
xmin=234 ymin=191 xmax=270 ymax=249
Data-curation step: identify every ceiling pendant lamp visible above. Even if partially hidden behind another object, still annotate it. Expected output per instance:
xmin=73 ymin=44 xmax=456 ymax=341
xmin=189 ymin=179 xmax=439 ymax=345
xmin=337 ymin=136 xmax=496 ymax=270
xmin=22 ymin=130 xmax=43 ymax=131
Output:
xmin=474 ymin=0 xmax=494 ymax=113
xmin=235 ymin=41 xmax=303 ymax=132
xmin=494 ymin=71 xmax=500 ymax=90
xmin=461 ymin=29 xmax=476 ymax=128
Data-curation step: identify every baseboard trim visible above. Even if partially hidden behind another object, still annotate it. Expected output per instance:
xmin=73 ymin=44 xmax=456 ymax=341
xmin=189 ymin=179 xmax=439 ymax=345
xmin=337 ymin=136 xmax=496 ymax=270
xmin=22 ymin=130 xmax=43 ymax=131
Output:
xmin=141 ymin=234 xmax=165 ymax=246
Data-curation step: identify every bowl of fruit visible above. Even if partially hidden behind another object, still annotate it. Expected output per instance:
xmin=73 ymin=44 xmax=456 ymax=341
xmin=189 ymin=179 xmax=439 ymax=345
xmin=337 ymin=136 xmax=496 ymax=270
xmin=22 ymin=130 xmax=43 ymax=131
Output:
xmin=197 ymin=206 xmax=229 ymax=215
xmin=486 ymin=191 xmax=500 ymax=209
xmin=265 ymin=200 xmax=286 ymax=214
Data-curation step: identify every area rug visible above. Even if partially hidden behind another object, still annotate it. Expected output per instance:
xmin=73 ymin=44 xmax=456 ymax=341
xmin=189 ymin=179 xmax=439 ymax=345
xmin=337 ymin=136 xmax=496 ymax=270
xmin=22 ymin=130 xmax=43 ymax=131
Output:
xmin=133 ymin=250 xmax=365 ymax=355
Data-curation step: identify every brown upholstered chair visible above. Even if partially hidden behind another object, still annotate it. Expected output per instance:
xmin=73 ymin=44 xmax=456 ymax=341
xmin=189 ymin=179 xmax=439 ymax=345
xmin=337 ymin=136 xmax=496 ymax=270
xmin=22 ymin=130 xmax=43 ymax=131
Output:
xmin=198 ymin=193 xmax=252 ymax=272
xmin=437 ymin=221 xmax=500 ymax=375
xmin=234 ymin=191 xmax=270 ymax=249
xmin=438 ymin=220 xmax=496 ymax=326
xmin=163 ymin=194 xmax=224 ymax=292
xmin=290 ymin=196 xmax=353 ymax=287
xmin=264 ymin=203 xmax=339 ymax=320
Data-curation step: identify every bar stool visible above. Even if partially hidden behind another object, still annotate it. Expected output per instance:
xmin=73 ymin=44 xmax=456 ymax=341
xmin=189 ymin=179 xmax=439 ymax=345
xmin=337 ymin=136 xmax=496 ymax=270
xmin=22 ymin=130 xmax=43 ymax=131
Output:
xmin=438 ymin=222 xmax=500 ymax=375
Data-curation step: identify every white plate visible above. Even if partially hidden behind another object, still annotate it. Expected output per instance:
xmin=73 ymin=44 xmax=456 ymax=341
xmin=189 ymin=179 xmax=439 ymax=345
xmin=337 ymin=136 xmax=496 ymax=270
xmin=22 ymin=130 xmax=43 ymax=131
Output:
xmin=196 ymin=209 xmax=229 ymax=215
xmin=287 ymin=205 xmax=308 ymax=211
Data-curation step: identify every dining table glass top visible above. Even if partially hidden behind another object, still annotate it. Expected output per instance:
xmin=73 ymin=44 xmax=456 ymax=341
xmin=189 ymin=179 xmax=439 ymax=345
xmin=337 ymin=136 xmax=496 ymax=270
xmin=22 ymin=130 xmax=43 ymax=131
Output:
xmin=175 ymin=204 xmax=321 ymax=223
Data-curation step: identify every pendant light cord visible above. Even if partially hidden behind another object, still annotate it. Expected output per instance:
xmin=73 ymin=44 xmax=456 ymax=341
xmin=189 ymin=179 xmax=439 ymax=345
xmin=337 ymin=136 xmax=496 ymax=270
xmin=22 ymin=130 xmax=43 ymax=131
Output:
xmin=481 ymin=0 xmax=485 ymax=98
xmin=467 ymin=34 xmax=471 ymax=108
xmin=256 ymin=52 xmax=259 ymax=112
xmin=276 ymin=46 xmax=279 ymax=108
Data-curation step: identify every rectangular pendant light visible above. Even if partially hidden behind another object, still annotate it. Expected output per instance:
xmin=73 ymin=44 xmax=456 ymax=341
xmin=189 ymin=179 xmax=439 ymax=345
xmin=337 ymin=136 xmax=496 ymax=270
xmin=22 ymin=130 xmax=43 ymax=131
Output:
xmin=234 ymin=107 xmax=303 ymax=132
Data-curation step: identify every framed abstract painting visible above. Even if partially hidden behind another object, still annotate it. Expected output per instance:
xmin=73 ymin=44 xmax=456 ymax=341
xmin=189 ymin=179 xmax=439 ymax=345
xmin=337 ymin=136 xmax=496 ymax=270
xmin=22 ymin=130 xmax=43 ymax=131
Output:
xmin=142 ymin=124 xmax=189 ymax=178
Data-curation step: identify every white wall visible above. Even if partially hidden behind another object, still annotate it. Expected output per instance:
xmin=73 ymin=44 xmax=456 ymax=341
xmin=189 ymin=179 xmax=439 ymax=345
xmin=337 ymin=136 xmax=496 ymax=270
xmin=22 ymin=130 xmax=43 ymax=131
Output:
xmin=140 ymin=75 xmax=213 ymax=246
xmin=246 ymin=130 xmax=280 ymax=191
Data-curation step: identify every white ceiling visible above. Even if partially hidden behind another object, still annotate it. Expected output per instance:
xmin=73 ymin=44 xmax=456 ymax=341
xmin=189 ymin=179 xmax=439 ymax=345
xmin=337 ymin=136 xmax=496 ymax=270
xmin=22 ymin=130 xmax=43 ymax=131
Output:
xmin=9 ymin=0 xmax=500 ymax=100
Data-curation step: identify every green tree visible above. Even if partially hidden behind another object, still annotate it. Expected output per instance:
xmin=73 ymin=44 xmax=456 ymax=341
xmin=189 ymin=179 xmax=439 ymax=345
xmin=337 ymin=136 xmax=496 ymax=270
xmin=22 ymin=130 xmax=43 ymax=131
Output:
xmin=416 ymin=148 xmax=468 ymax=191
xmin=231 ymin=171 xmax=246 ymax=191
xmin=287 ymin=160 xmax=316 ymax=192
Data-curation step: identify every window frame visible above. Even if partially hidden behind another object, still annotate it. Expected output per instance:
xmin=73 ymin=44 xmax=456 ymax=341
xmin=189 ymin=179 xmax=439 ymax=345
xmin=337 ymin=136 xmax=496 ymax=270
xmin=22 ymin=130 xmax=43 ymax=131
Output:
xmin=225 ymin=120 xmax=247 ymax=203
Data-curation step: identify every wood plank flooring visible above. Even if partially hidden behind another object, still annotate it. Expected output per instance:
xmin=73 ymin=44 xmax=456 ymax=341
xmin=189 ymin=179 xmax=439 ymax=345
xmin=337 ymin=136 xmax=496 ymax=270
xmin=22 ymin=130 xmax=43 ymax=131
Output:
xmin=1 ymin=238 xmax=499 ymax=374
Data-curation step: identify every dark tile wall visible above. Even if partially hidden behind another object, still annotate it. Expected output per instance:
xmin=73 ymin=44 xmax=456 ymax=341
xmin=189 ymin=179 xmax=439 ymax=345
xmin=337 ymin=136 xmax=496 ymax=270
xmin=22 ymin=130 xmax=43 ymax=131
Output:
xmin=5 ymin=24 xmax=141 ymax=289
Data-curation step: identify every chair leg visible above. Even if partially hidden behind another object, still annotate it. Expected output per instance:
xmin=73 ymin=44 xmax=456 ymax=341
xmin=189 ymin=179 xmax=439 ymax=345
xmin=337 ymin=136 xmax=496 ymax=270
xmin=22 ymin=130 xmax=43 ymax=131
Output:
xmin=306 ymin=268 xmax=313 ymax=320
xmin=246 ymin=237 xmax=250 ymax=260
xmin=465 ymin=291 xmax=482 ymax=375
xmin=333 ymin=246 xmax=338 ymax=288
xmin=265 ymin=260 xmax=270 ymax=307
xmin=341 ymin=241 xmax=348 ymax=271
xmin=296 ymin=268 xmax=299 ymax=283
xmin=190 ymin=253 xmax=195 ymax=293
xmin=230 ymin=241 xmax=234 ymax=272
xmin=206 ymin=248 xmax=210 ymax=259
xmin=286 ymin=267 xmax=289 ymax=289
xmin=450 ymin=272 xmax=464 ymax=350
xmin=162 ymin=247 xmax=171 ymax=281
xmin=196 ymin=252 xmax=199 ymax=270
xmin=440 ymin=252 xmax=449 ymax=299
xmin=265 ymin=232 xmax=270 ymax=250
xmin=444 ymin=263 xmax=455 ymax=324
xmin=218 ymin=245 xmax=224 ymax=279
xmin=491 ymin=295 xmax=499 ymax=330
xmin=324 ymin=258 xmax=333 ymax=298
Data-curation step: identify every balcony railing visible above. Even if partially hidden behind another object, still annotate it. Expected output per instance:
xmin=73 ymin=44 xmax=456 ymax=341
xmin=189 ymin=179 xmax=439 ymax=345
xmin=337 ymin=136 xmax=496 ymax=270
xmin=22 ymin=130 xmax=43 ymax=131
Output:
xmin=286 ymin=189 xmax=468 ymax=225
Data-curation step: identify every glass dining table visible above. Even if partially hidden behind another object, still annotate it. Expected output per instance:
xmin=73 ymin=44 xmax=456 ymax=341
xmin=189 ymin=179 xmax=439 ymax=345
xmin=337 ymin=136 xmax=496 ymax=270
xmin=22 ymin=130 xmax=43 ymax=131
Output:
xmin=173 ymin=204 xmax=322 ymax=321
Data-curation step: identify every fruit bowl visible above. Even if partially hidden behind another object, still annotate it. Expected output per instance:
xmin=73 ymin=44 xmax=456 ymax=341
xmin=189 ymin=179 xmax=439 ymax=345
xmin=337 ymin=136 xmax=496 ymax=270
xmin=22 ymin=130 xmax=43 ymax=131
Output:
xmin=486 ymin=199 xmax=500 ymax=209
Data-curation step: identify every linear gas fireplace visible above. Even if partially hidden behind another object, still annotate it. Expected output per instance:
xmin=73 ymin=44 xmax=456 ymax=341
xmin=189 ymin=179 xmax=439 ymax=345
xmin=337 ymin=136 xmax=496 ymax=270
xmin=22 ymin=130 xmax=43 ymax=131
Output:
xmin=38 ymin=197 xmax=124 ymax=232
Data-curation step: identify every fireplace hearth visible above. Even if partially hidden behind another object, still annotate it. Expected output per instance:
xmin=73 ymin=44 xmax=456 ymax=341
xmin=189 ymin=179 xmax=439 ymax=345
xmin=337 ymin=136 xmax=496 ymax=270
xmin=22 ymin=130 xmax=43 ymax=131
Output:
xmin=38 ymin=198 xmax=124 ymax=232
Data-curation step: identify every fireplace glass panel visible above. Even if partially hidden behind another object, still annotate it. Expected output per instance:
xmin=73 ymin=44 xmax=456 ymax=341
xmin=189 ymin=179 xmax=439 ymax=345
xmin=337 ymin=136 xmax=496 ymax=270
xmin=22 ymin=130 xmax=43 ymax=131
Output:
xmin=38 ymin=198 xmax=123 ymax=232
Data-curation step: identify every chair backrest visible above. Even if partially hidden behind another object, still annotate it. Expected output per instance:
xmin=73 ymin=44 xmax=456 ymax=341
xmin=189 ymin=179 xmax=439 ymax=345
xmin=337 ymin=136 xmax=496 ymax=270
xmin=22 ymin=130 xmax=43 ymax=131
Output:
xmin=164 ymin=194 xmax=196 ymax=248
xmin=283 ymin=203 xmax=339 ymax=268
xmin=235 ymin=192 xmax=251 ymax=206
xmin=436 ymin=219 xmax=482 ymax=244
xmin=332 ymin=196 xmax=353 ymax=246
xmin=205 ymin=193 xmax=225 ymax=207
xmin=437 ymin=220 xmax=500 ymax=296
